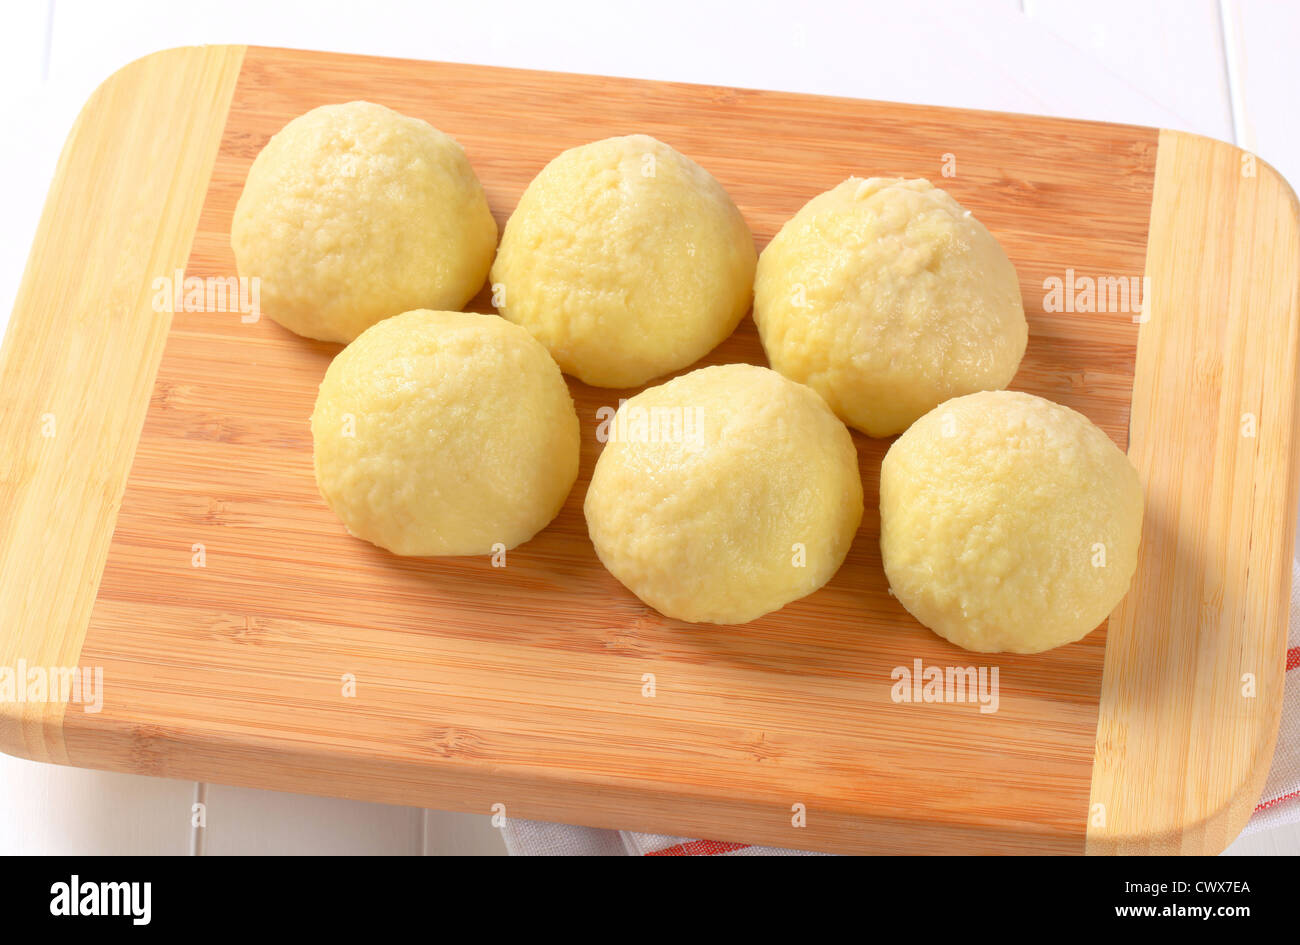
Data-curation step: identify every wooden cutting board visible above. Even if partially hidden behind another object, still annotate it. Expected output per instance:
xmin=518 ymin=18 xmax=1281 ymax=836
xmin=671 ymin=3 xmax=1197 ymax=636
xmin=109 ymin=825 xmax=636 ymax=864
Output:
xmin=2 ymin=45 xmax=1297 ymax=855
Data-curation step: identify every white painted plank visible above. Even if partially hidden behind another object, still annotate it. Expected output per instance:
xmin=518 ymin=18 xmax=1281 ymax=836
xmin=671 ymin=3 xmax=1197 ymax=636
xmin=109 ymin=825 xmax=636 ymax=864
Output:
xmin=1225 ymin=0 xmax=1300 ymax=192
xmin=422 ymin=810 xmax=508 ymax=855
xmin=201 ymin=784 xmax=422 ymax=855
xmin=44 ymin=0 xmax=1207 ymax=126
xmin=0 ymin=754 xmax=192 ymax=854
xmin=0 ymin=1 xmax=49 ymax=93
xmin=1024 ymin=0 xmax=1234 ymax=141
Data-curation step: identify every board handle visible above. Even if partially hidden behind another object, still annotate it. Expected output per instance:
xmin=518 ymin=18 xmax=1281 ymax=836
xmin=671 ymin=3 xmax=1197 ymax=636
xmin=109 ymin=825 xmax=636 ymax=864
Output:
xmin=1088 ymin=130 xmax=1300 ymax=854
xmin=0 ymin=46 xmax=246 ymax=763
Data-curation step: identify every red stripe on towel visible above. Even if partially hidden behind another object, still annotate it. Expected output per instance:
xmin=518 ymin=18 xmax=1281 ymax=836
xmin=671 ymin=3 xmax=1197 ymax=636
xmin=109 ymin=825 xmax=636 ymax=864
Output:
xmin=646 ymin=840 xmax=751 ymax=856
xmin=1256 ymin=789 xmax=1300 ymax=813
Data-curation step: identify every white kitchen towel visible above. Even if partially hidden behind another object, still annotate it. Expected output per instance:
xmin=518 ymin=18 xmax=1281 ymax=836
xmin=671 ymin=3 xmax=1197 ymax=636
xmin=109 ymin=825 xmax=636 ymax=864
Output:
xmin=1240 ymin=556 xmax=1300 ymax=834
xmin=502 ymin=557 xmax=1300 ymax=855
xmin=500 ymin=819 xmax=824 ymax=856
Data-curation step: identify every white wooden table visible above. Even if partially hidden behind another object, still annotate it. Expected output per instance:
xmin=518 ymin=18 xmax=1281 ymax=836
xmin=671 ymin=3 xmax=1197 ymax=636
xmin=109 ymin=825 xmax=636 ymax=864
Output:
xmin=1 ymin=0 xmax=1296 ymax=855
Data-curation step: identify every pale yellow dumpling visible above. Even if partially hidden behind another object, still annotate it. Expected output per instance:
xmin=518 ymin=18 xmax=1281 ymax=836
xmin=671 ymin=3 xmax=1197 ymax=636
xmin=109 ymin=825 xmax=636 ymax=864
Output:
xmin=584 ymin=364 xmax=863 ymax=624
xmin=233 ymin=102 xmax=497 ymax=343
xmin=755 ymin=177 xmax=1027 ymax=437
xmin=879 ymin=390 xmax=1143 ymax=654
xmin=312 ymin=310 xmax=579 ymax=556
xmin=491 ymin=135 xmax=756 ymax=388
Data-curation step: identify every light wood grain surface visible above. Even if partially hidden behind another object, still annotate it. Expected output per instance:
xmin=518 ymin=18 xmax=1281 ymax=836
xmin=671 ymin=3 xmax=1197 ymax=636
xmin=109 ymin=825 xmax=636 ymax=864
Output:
xmin=0 ymin=45 xmax=245 ymax=763
xmin=1087 ymin=130 xmax=1300 ymax=853
xmin=39 ymin=46 xmax=1153 ymax=855
xmin=0 ymin=37 xmax=1294 ymax=855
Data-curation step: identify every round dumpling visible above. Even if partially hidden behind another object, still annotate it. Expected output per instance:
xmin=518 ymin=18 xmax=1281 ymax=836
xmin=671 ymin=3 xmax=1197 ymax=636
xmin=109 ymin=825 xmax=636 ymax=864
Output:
xmin=584 ymin=363 xmax=862 ymax=623
xmin=879 ymin=390 xmax=1143 ymax=653
xmin=233 ymin=101 xmax=497 ymax=343
xmin=755 ymin=177 xmax=1026 ymax=437
xmin=312 ymin=310 xmax=579 ymax=556
xmin=491 ymin=135 xmax=756 ymax=388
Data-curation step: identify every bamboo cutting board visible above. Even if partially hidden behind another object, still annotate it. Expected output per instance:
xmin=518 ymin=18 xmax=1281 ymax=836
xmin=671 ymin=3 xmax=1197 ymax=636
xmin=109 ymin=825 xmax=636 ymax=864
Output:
xmin=2 ymin=45 xmax=1297 ymax=855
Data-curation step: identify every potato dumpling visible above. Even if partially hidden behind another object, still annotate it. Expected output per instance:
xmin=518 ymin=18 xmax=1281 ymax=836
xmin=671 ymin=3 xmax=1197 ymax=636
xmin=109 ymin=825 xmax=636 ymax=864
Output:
xmin=880 ymin=390 xmax=1143 ymax=653
xmin=233 ymin=101 xmax=497 ymax=343
xmin=312 ymin=310 xmax=579 ymax=556
xmin=755 ymin=177 xmax=1026 ymax=437
xmin=585 ymin=363 xmax=862 ymax=624
xmin=491 ymin=135 xmax=756 ymax=388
